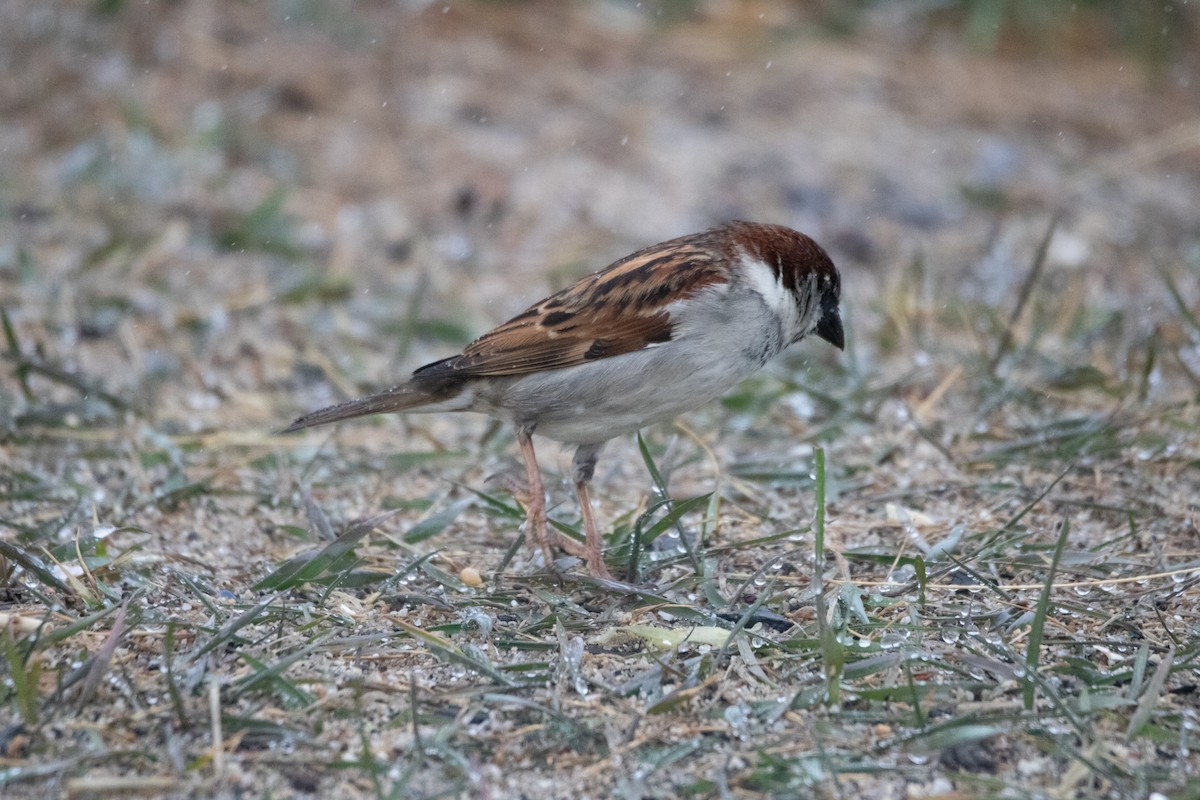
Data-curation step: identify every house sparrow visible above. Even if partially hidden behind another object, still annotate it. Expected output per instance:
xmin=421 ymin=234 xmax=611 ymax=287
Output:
xmin=284 ymin=221 xmax=843 ymax=579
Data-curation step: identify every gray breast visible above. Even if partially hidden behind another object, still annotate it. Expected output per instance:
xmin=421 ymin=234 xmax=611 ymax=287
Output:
xmin=477 ymin=283 xmax=786 ymax=445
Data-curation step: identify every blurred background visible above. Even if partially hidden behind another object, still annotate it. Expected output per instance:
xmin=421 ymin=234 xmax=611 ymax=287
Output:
xmin=3 ymin=0 xmax=1198 ymax=433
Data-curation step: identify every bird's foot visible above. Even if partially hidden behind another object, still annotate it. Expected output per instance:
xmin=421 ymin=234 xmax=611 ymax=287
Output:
xmin=583 ymin=540 xmax=613 ymax=580
xmin=484 ymin=468 xmax=532 ymax=507
xmin=491 ymin=462 xmax=611 ymax=578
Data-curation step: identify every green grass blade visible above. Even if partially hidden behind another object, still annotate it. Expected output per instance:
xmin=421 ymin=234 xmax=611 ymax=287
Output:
xmin=990 ymin=211 xmax=1060 ymax=371
xmin=1024 ymin=516 xmax=1071 ymax=709
xmin=163 ymin=622 xmax=188 ymax=728
xmin=255 ymin=508 xmax=400 ymax=591
xmin=1125 ymin=645 xmax=1175 ymax=741
xmin=1 ymin=626 xmax=39 ymax=725
xmin=393 ymin=619 xmax=520 ymax=687
xmin=637 ymin=432 xmax=702 ymax=574
xmin=403 ymin=497 xmax=471 ymax=544
xmin=813 ymin=446 xmax=842 ymax=705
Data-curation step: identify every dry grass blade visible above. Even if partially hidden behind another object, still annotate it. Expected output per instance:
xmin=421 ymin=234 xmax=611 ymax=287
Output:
xmin=209 ymin=679 xmax=224 ymax=781
xmin=64 ymin=776 xmax=181 ymax=798
xmin=75 ymin=601 xmax=127 ymax=710
xmin=1 ymin=759 xmax=82 ymax=791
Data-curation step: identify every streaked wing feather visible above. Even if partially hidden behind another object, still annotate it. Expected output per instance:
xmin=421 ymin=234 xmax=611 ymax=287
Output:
xmin=436 ymin=237 xmax=728 ymax=378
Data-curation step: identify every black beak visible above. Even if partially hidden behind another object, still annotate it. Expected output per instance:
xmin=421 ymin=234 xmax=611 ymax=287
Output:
xmin=815 ymin=306 xmax=844 ymax=351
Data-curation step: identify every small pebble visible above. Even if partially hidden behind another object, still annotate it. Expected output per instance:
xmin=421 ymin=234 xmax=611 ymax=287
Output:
xmin=460 ymin=567 xmax=484 ymax=587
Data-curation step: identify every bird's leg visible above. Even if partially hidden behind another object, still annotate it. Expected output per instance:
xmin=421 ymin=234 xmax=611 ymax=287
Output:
xmin=572 ymin=444 xmax=612 ymax=579
xmin=514 ymin=426 xmax=560 ymax=571
xmin=574 ymin=481 xmax=612 ymax=579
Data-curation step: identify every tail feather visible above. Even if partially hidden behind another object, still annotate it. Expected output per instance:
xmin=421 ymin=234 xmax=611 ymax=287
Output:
xmin=281 ymin=383 xmax=437 ymax=433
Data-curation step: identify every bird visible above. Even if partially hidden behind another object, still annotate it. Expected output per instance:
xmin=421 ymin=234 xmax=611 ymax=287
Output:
xmin=283 ymin=221 xmax=843 ymax=579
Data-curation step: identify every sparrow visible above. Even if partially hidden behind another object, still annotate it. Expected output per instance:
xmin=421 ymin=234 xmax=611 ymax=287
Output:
xmin=283 ymin=221 xmax=844 ymax=579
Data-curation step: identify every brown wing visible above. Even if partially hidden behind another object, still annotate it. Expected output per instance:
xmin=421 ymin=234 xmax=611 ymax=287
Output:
xmin=420 ymin=232 xmax=730 ymax=379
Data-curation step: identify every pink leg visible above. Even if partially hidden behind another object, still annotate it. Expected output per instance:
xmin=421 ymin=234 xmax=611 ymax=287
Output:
xmin=515 ymin=427 xmax=558 ymax=571
xmin=574 ymin=479 xmax=613 ymax=579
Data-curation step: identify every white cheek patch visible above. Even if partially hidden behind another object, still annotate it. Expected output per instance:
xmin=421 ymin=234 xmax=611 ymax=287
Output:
xmin=739 ymin=251 xmax=800 ymax=331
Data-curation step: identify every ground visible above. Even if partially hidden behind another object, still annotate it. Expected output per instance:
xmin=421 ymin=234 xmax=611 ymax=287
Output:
xmin=3 ymin=1 xmax=1200 ymax=798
